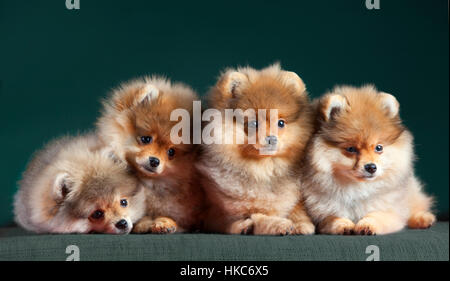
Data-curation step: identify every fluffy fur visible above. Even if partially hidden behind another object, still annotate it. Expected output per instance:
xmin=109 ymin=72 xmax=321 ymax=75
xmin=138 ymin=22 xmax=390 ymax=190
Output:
xmin=97 ymin=76 xmax=204 ymax=233
xmin=14 ymin=134 xmax=145 ymax=234
xmin=197 ymin=64 xmax=315 ymax=235
xmin=301 ymin=85 xmax=436 ymax=235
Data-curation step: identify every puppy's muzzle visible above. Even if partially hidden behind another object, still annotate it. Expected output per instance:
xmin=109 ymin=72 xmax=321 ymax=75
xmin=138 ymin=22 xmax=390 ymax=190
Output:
xmin=115 ymin=219 xmax=128 ymax=230
xmin=364 ymin=163 xmax=377 ymax=174
xmin=259 ymin=135 xmax=278 ymax=155
xmin=149 ymin=157 xmax=160 ymax=168
xmin=265 ymin=135 xmax=278 ymax=146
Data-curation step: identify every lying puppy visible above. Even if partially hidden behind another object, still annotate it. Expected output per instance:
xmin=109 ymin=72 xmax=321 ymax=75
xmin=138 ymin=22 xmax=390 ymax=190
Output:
xmin=97 ymin=77 xmax=204 ymax=233
xmin=14 ymin=134 xmax=145 ymax=234
xmin=302 ymin=85 xmax=436 ymax=235
xmin=197 ymin=63 xmax=315 ymax=235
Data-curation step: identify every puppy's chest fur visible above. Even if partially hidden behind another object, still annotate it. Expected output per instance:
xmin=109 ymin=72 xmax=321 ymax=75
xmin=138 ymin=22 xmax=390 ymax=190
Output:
xmin=200 ymin=161 xmax=299 ymax=218
xmin=141 ymin=177 xmax=200 ymax=228
xmin=303 ymin=173 xmax=410 ymax=223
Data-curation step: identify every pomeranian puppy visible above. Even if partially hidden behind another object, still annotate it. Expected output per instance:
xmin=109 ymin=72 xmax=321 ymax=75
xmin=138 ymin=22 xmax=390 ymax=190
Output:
xmin=197 ymin=63 xmax=315 ymax=235
xmin=97 ymin=77 xmax=204 ymax=233
xmin=14 ymin=134 xmax=146 ymax=234
xmin=302 ymin=85 xmax=436 ymax=235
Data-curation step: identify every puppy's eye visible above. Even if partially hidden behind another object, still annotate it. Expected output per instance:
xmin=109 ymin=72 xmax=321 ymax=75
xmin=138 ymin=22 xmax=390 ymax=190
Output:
xmin=346 ymin=147 xmax=358 ymax=153
xmin=120 ymin=199 xmax=128 ymax=207
xmin=375 ymin=145 xmax=383 ymax=152
xmin=167 ymin=148 xmax=175 ymax=158
xmin=140 ymin=136 xmax=152 ymax=144
xmin=91 ymin=210 xmax=104 ymax=220
xmin=248 ymin=120 xmax=258 ymax=129
xmin=278 ymin=119 xmax=285 ymax=128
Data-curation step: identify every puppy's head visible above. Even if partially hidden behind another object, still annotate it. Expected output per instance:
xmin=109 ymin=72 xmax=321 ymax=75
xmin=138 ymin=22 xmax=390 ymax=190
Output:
xmin=98 ymin=77 xmax=197 ymax=178
xmin=314 ymin=85 xmax=410 ymax=183
xmin=54 ymin=151 xmax=145 ymax=234
xmin=209 ymin=63 xmax=312 ymax=160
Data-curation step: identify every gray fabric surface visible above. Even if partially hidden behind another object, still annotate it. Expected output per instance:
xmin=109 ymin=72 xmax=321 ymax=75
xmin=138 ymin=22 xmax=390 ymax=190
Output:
xmin=0 ymin=222 xmax=448 ymax=261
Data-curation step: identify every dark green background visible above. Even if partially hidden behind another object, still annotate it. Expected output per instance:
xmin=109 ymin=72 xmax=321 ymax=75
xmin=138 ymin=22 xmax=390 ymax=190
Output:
xmin=0 ymin=0 xmax=448 ymax=226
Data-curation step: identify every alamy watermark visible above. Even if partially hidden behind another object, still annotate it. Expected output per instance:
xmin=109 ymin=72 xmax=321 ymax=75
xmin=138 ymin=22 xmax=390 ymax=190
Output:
xmin=365 ymin=245 xmax=380 ymax=261
xmin=66 ymin=0 xmax=80 ymax=10
xmin=365 ymin=0 xmax=380 ymax=10
xmin=169 ymin=101 xmax=282 ymax=155
xmin=65 ymin=245 xmax=80 ymax=261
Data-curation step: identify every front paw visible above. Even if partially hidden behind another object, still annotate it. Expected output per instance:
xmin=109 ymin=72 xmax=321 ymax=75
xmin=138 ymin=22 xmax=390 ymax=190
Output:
xmin=293 ymin=221 xmax=316 ymax=235
xmin=319 ymin=217 xmax=355 ymax=235
xmin=354 ymin=218 xmax=379 ymax=235
xmin=408 ymin=211 xmax=436 ymax=229
xmin=132 ymin=217 xmax=154 ymax=234
xmin=228 ymin=218 xmax=254 ymax=234
xmin=251 ymin=214 xmax=294 ymax=236
xmin=151 ymin=217 xmax=178 ymax=234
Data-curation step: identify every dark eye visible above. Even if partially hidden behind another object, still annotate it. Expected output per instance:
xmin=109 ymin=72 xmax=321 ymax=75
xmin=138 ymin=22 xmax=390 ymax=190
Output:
xmin=278 ymin=120 xmax=285 ymax=128
xmin=120 ymin=199 xmax=128 ymax=207
xmin=248 ymin=120 xmax=258 ymax=128
xmin=346 ymin=147 xmax=358 ymax=153
xmin=91 ymin=210 xmax=104 ymax=220
xmin=167 ymin=148 xmax=175 ymax=158
xmin=140 ymin=136 xmax=152 ymax=144
xmin=375 ymin=145 xmax=383 ymax=152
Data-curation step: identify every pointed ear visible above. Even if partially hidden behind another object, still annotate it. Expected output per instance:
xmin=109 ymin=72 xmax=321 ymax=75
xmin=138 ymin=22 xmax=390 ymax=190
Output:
xmin=136 ymin=84 xmax=159 ymax=105
xmin=321 ymin=94 xmax=347 ymax=121
xmin=53 ymin=173 xmax=73 ymax=200
xmin=379 ymin=92 xmax=399 ymax=117
xmin=217 ymin=71 xmax=248 ymax=99
xmin=282 ymin=71 xmax=306 ymax=95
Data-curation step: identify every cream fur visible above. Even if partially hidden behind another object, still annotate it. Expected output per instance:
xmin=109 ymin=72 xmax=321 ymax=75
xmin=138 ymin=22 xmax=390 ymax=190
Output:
xmin=14 ymin=134 xmax=146 ymax=234
xmin=302 ymin=86 xmax=435 ymax=235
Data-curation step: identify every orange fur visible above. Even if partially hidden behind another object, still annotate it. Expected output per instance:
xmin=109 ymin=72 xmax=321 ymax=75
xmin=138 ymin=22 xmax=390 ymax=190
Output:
xmin=97 ymin=77 xmax=204 ymax=233
xmin=198 ymin=64 xmax=315 ymax=235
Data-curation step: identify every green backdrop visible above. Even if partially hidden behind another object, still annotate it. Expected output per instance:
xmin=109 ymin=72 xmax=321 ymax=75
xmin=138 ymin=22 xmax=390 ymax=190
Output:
xmin=0 ymin=0 xmax=448 ymax=226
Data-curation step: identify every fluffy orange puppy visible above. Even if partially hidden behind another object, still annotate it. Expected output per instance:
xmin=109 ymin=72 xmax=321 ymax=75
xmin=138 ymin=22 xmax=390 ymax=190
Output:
xmin=302 ymin=85 xmax=435 ymax=235
xmin=197 ymin=64 xmax=315 ymax=235
xmin=97 ymin=77 xmax=204 ymax=233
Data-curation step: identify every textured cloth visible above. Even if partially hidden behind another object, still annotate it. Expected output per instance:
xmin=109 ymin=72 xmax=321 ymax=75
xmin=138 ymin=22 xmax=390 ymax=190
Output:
xmin=0 ymin=222 xmax=448 ymax=261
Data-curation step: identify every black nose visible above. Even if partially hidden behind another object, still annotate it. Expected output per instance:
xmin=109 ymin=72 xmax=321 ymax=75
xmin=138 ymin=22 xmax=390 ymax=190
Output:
xmin=364 ymin=163 xmax=377 ymax=174
xmin=115 ymin=219 xmax=128 ymax=230
xmin=265 ymin=135 xmax=278 ymax=145
xmin=149 ymin=157 xmax=160 ymax=168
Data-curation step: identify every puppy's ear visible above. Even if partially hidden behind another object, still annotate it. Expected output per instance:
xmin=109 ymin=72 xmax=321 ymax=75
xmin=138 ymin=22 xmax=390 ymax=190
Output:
xmin=53 ymin=173 xmax=73 ymax=201
xmin=217 ymin=71 xmax=248 ymax=99
xmin=136 ymin=84 xmax=159 ymax=105
xmin=379 ymin=92 xmax=399 ymax=118
xmin=100 ymin=147 xmax=125 ymax=165
xmin=282 ymin=71 xmax=306 ymax=95
xmin=321 ymin=94 xmax=347 ymax=121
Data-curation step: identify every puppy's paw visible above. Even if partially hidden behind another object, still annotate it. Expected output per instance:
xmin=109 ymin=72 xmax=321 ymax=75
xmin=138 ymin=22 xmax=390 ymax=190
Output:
xmin=151 ymin=217 xmax=178 ymax=234
xmin=408 ymin=211 xmax=436 ymax=229
xmin=251 ymin=214 xmax=294 ymax=236
xmin=132 ymin=217 xmax=154 ymax=234
xmin=354 ymin=218 xmax=379 ymax=235
xmin=319 ymin=217 xmax=355 ymax=235
xmin=228 ymin=218 xmax=254 ymax=235
xmin=293 ymin=221 xmax=315 ymax=235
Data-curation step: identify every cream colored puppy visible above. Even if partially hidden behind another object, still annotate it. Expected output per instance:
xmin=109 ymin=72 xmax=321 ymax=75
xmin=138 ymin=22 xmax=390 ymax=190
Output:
xmin=302 ymin=85 xmax=435 ymax=235
xmin=14 ymin=134 xmax=145 ymax=234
